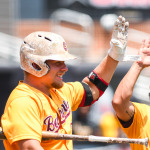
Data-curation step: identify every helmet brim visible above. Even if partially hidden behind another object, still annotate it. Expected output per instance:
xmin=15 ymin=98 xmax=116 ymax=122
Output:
xmin=43 ymin=52 xmax=77 ymax=61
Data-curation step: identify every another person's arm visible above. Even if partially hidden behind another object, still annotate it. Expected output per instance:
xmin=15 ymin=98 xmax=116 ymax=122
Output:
xmin=112 ymin=38 xmax=150 ymax=122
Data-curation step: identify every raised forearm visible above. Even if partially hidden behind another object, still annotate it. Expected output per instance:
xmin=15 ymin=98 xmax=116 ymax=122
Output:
xmin=115 ymin=62 xmax=143 ymax=102
xmin=82 ymin=55 xmax=118 ymax=100
xmin=94 ymin=55 xmax=118 ymax=83
xmin=113 ymin=38 xmax=150 ymax=121
xmin=112 ymin=62 xmax=143 ymax=121
xmin=82 ymin=15 xmax=128 ymax=100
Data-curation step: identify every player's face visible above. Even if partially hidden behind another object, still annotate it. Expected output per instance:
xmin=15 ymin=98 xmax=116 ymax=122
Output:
xmin=44 ymin=60 xmax=68 ymax=89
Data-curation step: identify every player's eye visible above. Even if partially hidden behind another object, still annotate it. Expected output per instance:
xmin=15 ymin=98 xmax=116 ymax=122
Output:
xmin=55 ymin=62 xmax=61 ymax=65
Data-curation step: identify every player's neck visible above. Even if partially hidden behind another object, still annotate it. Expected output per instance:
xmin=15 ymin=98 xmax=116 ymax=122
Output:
xmin=23 ymin=75 xmax=51 ymax=97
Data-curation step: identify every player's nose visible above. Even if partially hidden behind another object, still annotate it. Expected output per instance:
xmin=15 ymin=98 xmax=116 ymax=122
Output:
xmin=60 ymin=62 xmax=68 ymax=72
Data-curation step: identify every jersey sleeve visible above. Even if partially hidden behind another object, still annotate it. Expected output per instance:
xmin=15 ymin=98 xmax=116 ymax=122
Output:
xmin=64 ymin=82 xmax=84 ymax=111
xmin=1 ymin=96 xmax=43 ymax=144
xmin=117 ymin=102 xmax=150 ymax=139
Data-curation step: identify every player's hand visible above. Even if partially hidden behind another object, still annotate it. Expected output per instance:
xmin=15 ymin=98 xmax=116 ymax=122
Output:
xmin=137 ymin=38 xmax=150 ymax=68
xmin=108 ymin=16 xmax=129 ymax=61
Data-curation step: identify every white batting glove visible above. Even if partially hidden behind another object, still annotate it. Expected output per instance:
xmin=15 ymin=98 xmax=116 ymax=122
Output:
xmin=108 ymin=16 xmax=129 ymax=61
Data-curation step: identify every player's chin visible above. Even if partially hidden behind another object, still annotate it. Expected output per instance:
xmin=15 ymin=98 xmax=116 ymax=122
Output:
xmin=52 ymin=81 xmax=64 ymax=89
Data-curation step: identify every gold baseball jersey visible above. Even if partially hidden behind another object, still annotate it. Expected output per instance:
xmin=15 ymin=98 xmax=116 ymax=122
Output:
xmin=117 ymin=102 xmax=150 ymax=150
xmin=1 ymin=81 xmax=84 ymax=150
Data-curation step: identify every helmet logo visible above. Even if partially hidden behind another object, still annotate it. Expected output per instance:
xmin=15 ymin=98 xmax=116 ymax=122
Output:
xmin=63 ymin=42 xmax=67 ymax=51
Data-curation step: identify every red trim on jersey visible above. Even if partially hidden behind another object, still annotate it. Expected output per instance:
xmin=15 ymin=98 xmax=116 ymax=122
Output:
xmin=79 ymin=89 xmax=86 ymax=107
xmin=79 ymin=88 xmax=105 ymax=107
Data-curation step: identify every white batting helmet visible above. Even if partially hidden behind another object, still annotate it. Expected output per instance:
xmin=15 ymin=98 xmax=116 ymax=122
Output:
xmin=20 ymin=31 xmax=76 ymax=77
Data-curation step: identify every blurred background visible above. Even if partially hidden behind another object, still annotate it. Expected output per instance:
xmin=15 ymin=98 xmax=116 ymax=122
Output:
xmin=1 ymin=0 xmax=150 ymax=149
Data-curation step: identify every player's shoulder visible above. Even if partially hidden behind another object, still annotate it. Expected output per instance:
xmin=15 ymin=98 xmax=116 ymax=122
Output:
xmin=9 ymin=82 xmax=37 ymax=99
xmin=132 ymin=102 xmax=150 ymax=115
xmin=61 ymin=81 xmax=83 ymax=90
xmin=6 ymin=82 xmax=44 ymax=109
xmin=65 ymin=81 xmax=82 ymax=86
xmin=54 ymin=82 xmax=83 ymax=97
xmin=132 ymin=102 xmax=150 ymax=108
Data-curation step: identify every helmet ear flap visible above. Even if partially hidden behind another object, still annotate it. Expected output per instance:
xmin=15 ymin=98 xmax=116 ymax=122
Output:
xmin=44 ymin=61 xmax=50 ymax=72
xmin=27 ymin=58 xmax=50 ymax=77
xmin=32 ymin=63 xmax=42 ymax=71
xmin=20 ymin=48 xmax=50 ymax=77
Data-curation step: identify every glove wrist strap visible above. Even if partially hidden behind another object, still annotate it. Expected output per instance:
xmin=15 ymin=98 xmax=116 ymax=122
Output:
xmin=108 ymin=48 xmax=125 ymax=61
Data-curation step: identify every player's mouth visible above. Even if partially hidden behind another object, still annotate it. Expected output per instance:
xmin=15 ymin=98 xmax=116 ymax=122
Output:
xmin=56 ymin=74 xmax=63 ymax=80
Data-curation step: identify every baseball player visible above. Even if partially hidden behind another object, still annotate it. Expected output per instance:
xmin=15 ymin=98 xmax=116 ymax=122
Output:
xmin=1 ymin=16 xmax=129 ymax=150
xmin=112 ymin=38 xmax=150 ymax=150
